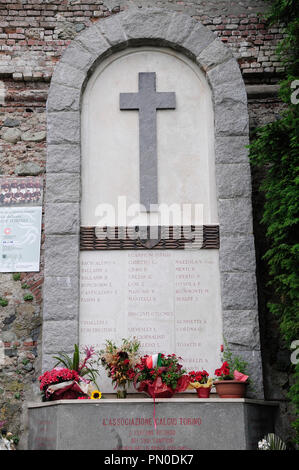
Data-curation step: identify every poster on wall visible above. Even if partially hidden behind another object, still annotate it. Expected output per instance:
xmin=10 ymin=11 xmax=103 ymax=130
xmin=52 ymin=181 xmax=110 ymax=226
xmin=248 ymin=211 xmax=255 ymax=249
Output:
xmin=0 ymin=177 xmax=43 ymax=272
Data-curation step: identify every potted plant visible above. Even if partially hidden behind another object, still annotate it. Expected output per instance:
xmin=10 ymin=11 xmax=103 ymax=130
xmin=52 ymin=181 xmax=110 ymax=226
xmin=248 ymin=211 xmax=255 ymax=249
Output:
xmin=134 ymin=353 xmax=189 ymax=398
xmin=214 ymin=343 xmax=249 ymax=398
xmin=39 ymin=345 xmax=100 ymax=401
xmin=99 ymin=337 xmax=140 ymax=398
xmin=187 ymin=370 xmax=213 ymax=398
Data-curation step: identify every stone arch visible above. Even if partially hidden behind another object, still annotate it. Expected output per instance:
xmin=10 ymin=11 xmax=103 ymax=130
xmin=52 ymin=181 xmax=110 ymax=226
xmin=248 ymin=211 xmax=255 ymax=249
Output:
xmin=43 ymin=8 xmax=263 ymax=397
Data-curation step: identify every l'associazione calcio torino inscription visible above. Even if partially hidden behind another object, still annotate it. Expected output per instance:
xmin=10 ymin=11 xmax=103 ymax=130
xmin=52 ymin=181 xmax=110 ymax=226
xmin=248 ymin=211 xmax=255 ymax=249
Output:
xmin=80 ymin=250 xmax=222 ymax=392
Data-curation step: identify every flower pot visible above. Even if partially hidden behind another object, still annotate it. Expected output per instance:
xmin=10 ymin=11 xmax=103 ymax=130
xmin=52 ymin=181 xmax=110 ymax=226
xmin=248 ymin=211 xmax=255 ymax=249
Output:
xmin=214 ymin=380 xmax=247 ymax=398
xmin=196 ymin=387 xmax=211 ymax=398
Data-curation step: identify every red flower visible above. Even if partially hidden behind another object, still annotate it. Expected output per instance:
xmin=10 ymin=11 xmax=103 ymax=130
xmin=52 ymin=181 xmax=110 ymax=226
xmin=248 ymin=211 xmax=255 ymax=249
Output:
xmin=38 ymin=368 xmax=80 ymax=391
xmin=188 ymin=369 xmax=210 ymax=384
xmin=214 ymin=361 xmax=231 ymax=378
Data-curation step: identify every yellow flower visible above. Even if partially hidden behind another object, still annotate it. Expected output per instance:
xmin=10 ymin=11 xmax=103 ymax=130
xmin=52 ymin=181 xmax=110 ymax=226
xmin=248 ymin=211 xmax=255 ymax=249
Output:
xmin=188 ymin=378 xmax=213 ymax=389
xmin=90 ymin=390 xmax=102 ymax=399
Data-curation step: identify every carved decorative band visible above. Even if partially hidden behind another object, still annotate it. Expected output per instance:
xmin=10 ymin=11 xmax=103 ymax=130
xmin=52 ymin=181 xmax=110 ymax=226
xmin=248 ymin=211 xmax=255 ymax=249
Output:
xmin=80 ymin=226 xmax=220 ymax=250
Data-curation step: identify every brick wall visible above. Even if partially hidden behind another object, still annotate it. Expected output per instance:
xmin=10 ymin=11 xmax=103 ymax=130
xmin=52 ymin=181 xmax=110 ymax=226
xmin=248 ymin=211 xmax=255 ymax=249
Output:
xmin=0 ymin=0 xmax=286 ymax=81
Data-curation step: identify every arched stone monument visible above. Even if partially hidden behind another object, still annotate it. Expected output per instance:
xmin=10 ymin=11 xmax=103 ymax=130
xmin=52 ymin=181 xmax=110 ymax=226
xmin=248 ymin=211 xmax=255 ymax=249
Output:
xmin=43 ymin=8 xmax=263 ymax=396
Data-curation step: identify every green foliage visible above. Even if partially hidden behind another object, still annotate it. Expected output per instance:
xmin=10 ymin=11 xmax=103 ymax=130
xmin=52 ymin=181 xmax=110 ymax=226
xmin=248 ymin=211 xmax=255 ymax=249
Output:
xmin=0 ymin=297 xmax=8 ymax=307
xmin=264 ymin=0 xmax=299 ymax=100
xmin=23 ymin=294 xmax=33 ymax=301
xmin=259 ymin=433 xmax=287 ymax=450
xmin=251 ymin=0 xmax=299 ymax=445
xmin=53 ymin=344 xmax=100 ymax=387
xmin=250 ymin=108 xmax=299 ymax=346
xmin=12 ymin=435 xmax=19 ymax=445
xmin=222 ymin=346 xmax=248 ymax=378
xmin=264 ymin=0 xmax=299 ymax=24
xmin=12 ymin=273 xmax=21 ymax=281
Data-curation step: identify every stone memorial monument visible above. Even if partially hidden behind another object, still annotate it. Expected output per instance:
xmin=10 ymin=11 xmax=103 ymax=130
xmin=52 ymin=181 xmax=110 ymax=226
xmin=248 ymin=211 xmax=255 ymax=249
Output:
xmin=28 ymin=8 xmax=278 ymax=449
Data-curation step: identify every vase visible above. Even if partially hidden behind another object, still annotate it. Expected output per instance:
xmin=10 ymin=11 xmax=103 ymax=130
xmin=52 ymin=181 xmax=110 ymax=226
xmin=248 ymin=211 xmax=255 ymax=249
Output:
xmin=116 ymin=388 xmax=127 ymax=399
xmin=214 ymin=380 xmax=247 ymax=398
xmin=196 ymin=387 xmax=211 ymax=398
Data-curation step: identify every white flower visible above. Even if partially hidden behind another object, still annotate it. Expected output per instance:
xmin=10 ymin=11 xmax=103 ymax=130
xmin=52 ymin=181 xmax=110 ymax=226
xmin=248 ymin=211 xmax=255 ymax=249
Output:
xmin=258 ymin=439 xmax=270 ymax=450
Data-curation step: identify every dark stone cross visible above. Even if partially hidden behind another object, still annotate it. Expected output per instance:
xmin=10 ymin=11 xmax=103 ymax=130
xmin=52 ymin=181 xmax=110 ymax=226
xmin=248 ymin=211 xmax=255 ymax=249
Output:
xmin=120 ymin=72 xmax=176 ymax=211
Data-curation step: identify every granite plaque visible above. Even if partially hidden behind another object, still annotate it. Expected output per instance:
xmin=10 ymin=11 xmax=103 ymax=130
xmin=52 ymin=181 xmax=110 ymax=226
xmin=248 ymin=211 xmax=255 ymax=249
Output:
xmin=80 ymin=250 xmax=222 ymax=392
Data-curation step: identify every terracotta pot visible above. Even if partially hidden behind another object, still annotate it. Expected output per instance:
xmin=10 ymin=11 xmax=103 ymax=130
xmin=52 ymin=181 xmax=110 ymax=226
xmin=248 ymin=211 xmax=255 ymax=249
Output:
xmin=214 ymin=380 xmax=247 ymax=398
xmin=196 ymin=387 xmax=211 ymax=398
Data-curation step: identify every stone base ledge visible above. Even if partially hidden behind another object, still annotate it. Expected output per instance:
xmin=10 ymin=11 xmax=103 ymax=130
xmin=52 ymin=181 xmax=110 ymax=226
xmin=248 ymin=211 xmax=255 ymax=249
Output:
xmin=27 ymin=398 xmax=278 ymax=450
xmin=28 ymin=397 xmax=279 ymax=407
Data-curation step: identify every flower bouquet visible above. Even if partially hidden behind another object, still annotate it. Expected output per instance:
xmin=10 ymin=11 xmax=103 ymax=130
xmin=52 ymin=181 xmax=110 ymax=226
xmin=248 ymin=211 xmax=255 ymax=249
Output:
xmin=134 ymin=353 xmax=190 ymax=399
xmin=99 ymin=337 xmax=140 ymax=398
xmin=187 ymin=370 xmax=213 ymax=398
xmin=39 ymin=345 xmax=100 ymax=401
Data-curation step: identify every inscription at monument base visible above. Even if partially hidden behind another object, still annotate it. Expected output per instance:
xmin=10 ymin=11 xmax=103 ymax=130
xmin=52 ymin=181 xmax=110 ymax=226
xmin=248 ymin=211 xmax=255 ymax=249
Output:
xmin=28 ymin=399 xmax=278 ymax=450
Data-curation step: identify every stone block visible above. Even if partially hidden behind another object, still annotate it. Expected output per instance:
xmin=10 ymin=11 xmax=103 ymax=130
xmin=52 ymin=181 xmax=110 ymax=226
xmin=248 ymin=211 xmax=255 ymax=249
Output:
xmin=45 ymin=203 xmax=80 ymax=235
xmin=3 ymin=118 xmax=20 ymax=128
xmin=21 ymin=131 xmax=46 ymax=143
xmin=47 ymin=112 xmax=80 ymax=145
xmin=165 ymin=12 xmax=197 ymax=47
xmin=182 ymin=21 xmax=215 ymax=58
xmin=75 ymin=24 xmax=110 ymax=56
xmin=223 ymin=310 xmax=260 ymax=350
xmin=219 ymin=235 xmax=256 ymax=272
xmin=215 ymin=136 xmax=249 ymax=164
xmin=47 ymin=84 xmax=81 ymax=112
xmin=212 ymin=79 xmax=248 ymax=107
xmin=15 ymin=162 xmax=43 ymax=176
xmin=60 ymin=42 xmax=94 ymax=72
xmin=119 ymin=9 xmax=173 ymax=44
xmin=42 ymin=320 xmax=78 ymax=354
xmin=208 ymin=60 xmax=249 ymax=136
xmin=218 ymin=197 xmax=253 ymax=235
xmin=96 ymin=14 xmax=127 ymax=47
xmin=46 ymin=144 xmax=80 ymax=174
xmin=41 ymin=353 xmax=59 ymax=374
xmin=197 ymin=38 xmax=233 ymax=71
xmin=1 ymin=127 xmax=21 ymax=144
xmin=220 ymin=272 xmax=258 ymax=310
xmin=44 ymin=235 xmax=79 ymax=277
xmin=214 ymin=101 xmax=249 ymax=136
xmin=207 ymin=58 xmax=243 ymax=88
xmin=43 ymin=276 xmax=79 ymax=322
xmin=51 ymin=62 xmax=86 ymax=90
xmin=216 ymin=163 xmax=252 ymax=199
xmin=45 ymin=173 xmax=80 ymax=204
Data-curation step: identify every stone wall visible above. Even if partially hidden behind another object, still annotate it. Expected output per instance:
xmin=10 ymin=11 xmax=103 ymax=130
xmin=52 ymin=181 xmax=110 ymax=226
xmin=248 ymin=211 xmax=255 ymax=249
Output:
xmin=0 ymin=0 xmax=296 ymax=449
